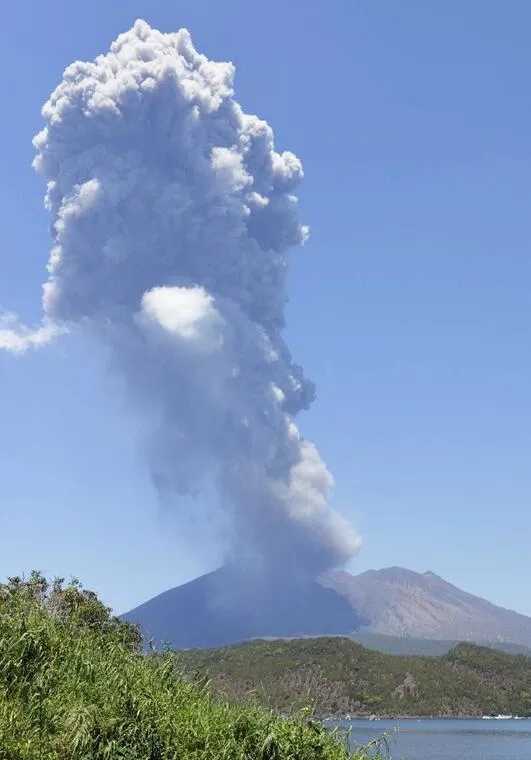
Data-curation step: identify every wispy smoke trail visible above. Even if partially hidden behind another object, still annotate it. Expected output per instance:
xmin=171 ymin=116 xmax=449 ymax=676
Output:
xmin=1 ymin=21 xmax=360 ymax=577
xmin=0 ymin=313 xmax=62 ymax=354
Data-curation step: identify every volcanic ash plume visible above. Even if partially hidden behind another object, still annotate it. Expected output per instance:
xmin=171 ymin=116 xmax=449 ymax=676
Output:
xmin=1 ymin=20 xmax=360 ymax=577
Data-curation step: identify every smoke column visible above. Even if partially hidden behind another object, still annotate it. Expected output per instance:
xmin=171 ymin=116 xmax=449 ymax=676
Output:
xmin=1 ymin=21 xmax=360 ymax=580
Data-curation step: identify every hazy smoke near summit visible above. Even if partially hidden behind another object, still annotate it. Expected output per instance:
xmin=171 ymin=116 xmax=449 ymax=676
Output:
xmin=1 ymin=21 xmax=360 ymax=578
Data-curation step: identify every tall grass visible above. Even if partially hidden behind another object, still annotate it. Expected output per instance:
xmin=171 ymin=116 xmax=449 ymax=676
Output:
xmin=0 ymin=573 xmax=387 ymax=759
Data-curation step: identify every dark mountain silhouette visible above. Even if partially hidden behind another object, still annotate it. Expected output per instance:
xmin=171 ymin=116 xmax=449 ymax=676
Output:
xmin=122 ymin=565 xmax=364 ymax=649
xmin=123 ymin=565 xmax=531 ymax=652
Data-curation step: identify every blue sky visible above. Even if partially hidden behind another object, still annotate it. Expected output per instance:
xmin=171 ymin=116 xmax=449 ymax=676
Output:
xmin=1 ymin=0 xmax=530 ymax=616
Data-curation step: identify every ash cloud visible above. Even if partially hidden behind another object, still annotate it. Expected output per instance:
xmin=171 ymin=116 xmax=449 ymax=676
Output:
xmin=1 ymin=21 xmax=360 ymax=578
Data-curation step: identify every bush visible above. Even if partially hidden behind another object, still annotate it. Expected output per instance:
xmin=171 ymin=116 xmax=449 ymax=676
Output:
xmin=0 ymin=572 xmax=384 ymax=759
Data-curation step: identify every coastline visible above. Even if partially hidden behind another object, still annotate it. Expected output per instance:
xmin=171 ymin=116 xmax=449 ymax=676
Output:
xmin=319 ymin=714 xmax=529 ymax=722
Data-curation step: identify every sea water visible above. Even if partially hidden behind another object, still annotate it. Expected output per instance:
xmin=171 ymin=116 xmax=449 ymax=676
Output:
xmin=326 ymin=718 xmax=531 ymax=760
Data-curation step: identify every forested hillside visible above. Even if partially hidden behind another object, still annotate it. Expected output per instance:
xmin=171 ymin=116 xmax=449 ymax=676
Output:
xmin=175 ymin=637 xmax=531 ymax=718
xmin=0 ymin=573 xmax=364 ymax=759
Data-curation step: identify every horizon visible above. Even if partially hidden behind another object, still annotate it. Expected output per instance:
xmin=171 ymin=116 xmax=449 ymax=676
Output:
xmin=1 ymin=1 xmax=530 ymax=618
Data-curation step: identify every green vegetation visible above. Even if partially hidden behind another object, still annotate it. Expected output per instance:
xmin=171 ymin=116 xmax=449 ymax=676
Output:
xmin=0 ymin=573 xmax=385 ymax=759
xmin=175 ymin=637 xmax=531 ymax=718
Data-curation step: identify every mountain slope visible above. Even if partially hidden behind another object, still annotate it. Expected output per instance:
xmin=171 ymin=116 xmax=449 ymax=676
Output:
xmin=320 ymin=567 xmax=531 ymax=646
xmin=123 ymin=565 xmax=531 ymax=652
xmin=122 ymin=566 xmax=364 ymax=649
xmin=174 ymin=638 xmax=531 ymax=717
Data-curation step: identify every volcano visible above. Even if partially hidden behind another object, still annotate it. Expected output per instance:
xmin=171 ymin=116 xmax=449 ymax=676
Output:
xmin=121 ymin=566 xmax=365 ymax=649
xmin=123 ymin=566 xmax=531 ymax=652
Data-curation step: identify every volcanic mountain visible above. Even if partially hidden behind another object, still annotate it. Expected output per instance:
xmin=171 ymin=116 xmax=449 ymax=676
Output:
xmin=121 ymin=565 xmax=365 ymax=649
xmin=321 ymin=567 xmax=531 ymax=648
xmin=122 ymin=566 xmax=531 ymax=652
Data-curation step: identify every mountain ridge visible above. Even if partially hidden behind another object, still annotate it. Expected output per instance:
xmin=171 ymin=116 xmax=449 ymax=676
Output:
xmin=123 ymin=565 xmax=531 ymax=653
xmin=320 ymin=566 xmax=531 ymax=646
xmin=122 ymin=565 xmax=365 ymax=649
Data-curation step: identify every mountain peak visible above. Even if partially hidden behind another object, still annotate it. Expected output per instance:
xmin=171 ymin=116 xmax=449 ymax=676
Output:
xmin=123 ymin=565 xmax=531 ymax=652
xmin=122 ymin=569 xmax=367 ymax=649
xmin=356 ymin=566 xmax=431 ymax=583
xmin=321 ymin=567 xmax=531 ymax=646
xmin=423 ymin=570 xmax=443 ymax=580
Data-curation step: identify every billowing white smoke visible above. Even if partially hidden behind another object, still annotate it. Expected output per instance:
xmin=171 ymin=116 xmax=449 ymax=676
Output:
xmin=1 ymin=20 xmax=360 ymax=578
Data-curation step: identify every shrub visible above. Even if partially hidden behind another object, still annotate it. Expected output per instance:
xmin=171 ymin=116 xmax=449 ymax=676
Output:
xmin=0 ymin=572 xmax=385 ymax=759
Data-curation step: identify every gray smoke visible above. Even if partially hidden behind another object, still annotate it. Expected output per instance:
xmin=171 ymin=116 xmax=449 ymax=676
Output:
xmin=1 ymin=21 xmax=360 ymax=578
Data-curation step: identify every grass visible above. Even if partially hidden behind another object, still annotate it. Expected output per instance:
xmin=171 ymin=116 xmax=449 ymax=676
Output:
xmin=0 ymin=573 xmax=387 ymax=759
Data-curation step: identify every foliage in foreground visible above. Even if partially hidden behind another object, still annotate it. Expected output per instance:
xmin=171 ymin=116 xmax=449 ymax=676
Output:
xmin=0 ymin=573 xmax=382 ymax=759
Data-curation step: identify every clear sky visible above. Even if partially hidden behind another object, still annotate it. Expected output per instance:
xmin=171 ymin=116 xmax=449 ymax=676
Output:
xmin=0 ymin=0 xmax=529 ymax=616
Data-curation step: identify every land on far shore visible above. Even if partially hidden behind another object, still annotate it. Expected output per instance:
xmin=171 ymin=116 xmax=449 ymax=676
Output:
xmin=174 ymin=637 xmax=531 ymax=719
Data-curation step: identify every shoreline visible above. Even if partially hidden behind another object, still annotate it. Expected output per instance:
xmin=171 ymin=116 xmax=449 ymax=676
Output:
xmin=319 ymin=714 xmax=530 ymax=722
